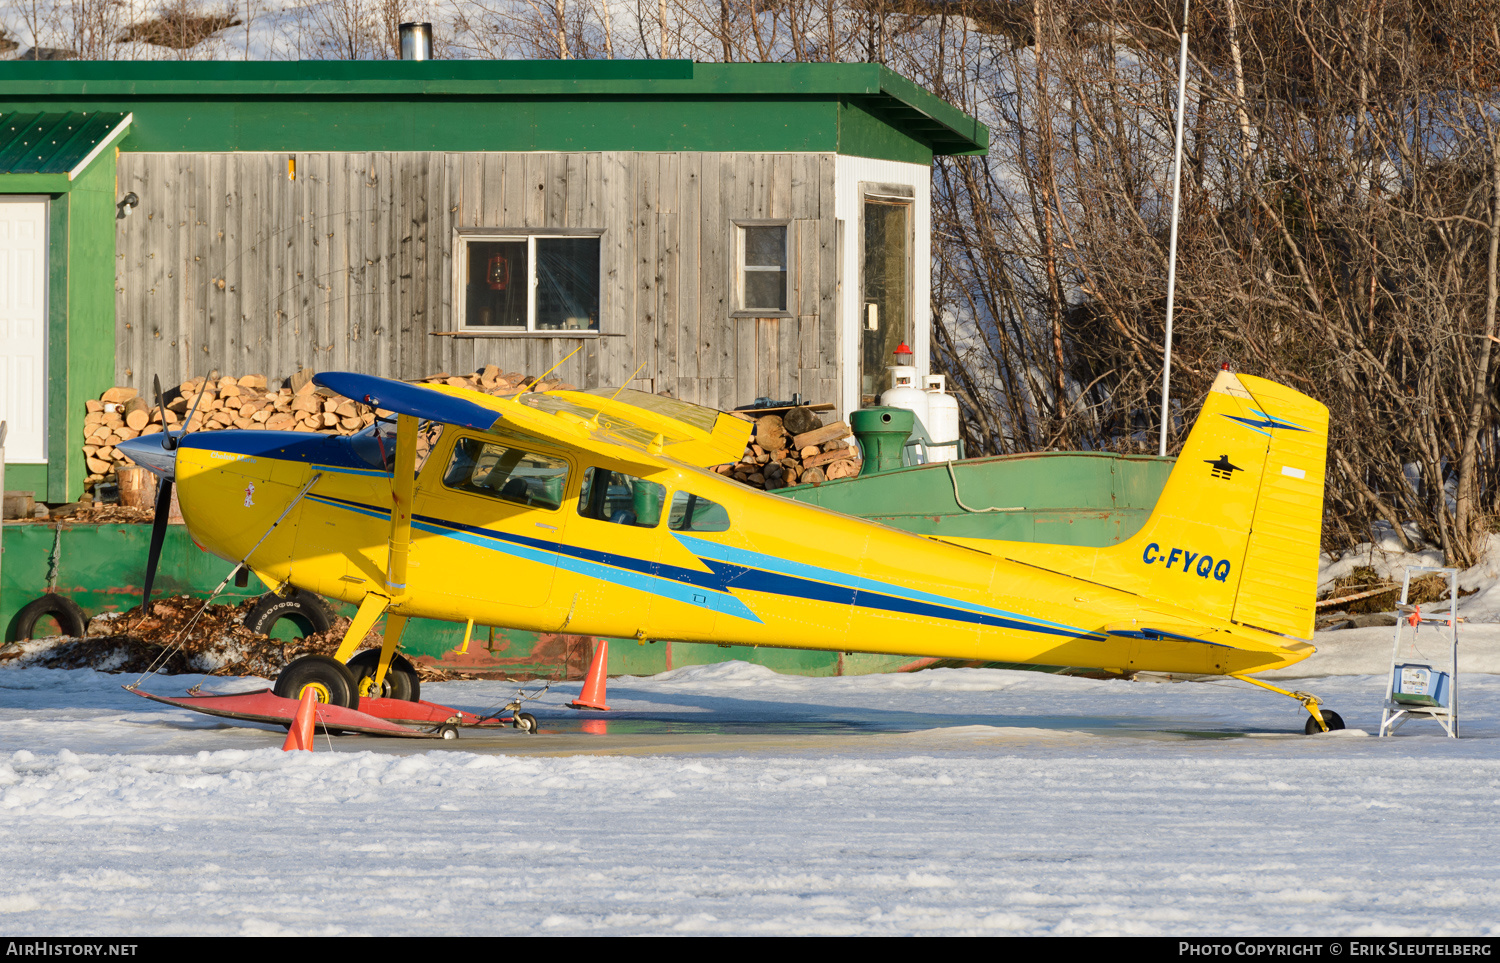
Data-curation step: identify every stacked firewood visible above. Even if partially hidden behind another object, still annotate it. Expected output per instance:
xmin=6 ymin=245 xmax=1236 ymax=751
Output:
xmin=716 ymin=407 xmax=861 ymax=490
xmin=82 ymin=366 xmax=575 ymax=491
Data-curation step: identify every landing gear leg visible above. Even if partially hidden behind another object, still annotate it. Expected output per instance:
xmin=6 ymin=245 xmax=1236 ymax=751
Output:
xmin=1231 ymin=674 xmax=1345 ymax=734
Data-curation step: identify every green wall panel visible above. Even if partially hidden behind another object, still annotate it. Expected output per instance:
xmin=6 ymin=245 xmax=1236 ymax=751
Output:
xmin=65 ymin=157 xmax=118 ymax=502
xmin=4 ymin=465 xmax=47 ymax=501
xmin=44 ymin=193 xmax=67 ymax=504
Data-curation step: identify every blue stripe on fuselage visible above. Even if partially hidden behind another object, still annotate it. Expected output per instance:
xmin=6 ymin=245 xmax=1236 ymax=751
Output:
xmin=675 ymin=533 xmax=1098 ymax=639
xmin=305 ymin=493 xmax=761 ymax=623
xmin=303 ymin=493 xmax=1097 ymax=640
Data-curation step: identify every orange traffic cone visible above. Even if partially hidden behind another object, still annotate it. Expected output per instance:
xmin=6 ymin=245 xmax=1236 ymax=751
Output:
xmin=569 ymin=639 xmax=611 ymax=711
xmin=282 ymin=688 xmax=318 ymax=751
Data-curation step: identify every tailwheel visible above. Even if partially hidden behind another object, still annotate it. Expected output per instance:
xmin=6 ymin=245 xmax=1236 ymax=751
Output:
xmin=1231 ymin=674 xmax=1343 ymax=735
xmin=1305 ymin=710 xmax=1345 ymax=735
xmin=347 ymin=650 xmax=422 ymax=702
xmin=514 ymin=712 xmax=538 ymax=734
xmin=273 ymin=655 xmax=357 ymax=709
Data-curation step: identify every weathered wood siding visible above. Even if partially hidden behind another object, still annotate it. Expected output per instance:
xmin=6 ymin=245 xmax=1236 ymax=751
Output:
xmin=114 ymin=151 xmax=841 ymax=412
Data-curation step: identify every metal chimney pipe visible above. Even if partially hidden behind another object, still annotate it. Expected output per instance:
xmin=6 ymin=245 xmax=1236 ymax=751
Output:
xmin=399 ymin=22 xmax=433 ymax=61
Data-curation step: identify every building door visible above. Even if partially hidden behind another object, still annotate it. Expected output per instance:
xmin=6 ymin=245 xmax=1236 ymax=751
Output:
xmin=0 ymin=197 xmax=48 ymax=464
xmin=860 ymin=197 xmax=911 ymax=407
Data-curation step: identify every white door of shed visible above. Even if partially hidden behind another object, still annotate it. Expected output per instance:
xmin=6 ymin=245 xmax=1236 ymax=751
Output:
xmin=0 ymin=196 xmax=48 ymax=464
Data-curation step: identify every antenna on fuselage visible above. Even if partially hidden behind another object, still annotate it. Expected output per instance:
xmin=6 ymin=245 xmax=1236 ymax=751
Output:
xmin=527 ymin=343 xmax=586 ymax=393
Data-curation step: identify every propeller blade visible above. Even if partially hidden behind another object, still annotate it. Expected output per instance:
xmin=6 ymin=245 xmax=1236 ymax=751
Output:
xmin=142 ymin=477 xmax=173 ymax=615
xmin=154 ymin=375 xmax=176 ymax=451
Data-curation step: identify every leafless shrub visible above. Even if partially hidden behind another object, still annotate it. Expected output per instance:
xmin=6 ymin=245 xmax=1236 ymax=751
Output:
xmin=117 ymin=0 xmax=240 ymax=49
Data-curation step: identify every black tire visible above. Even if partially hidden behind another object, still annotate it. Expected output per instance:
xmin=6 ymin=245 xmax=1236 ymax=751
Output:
xmin=12 ymin=594 xmax=88 ymax=641
xmin=1305 ymin=710 xmax=1346 ymax=734
xmin=273 ymin=654 xmax=357 ymax=708
xmin=244 ymin=589 xmax=334 ymax=640
xmin=346 ymin=649 xmax=421 ymax=703
xmin=516 ymin=712 xmax=538 ymax=734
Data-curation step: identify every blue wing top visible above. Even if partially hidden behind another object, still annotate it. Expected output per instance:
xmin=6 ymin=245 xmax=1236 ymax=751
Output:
xmin=314 ymin=372 xmax=502 ymax=431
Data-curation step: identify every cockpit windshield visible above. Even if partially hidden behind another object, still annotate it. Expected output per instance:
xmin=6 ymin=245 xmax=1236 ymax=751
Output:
xmin=350 ymin=419 xmax=443 ymax=472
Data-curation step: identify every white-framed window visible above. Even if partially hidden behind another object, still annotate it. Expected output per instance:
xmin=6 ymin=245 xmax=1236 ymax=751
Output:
xmin=457 ymin=232 xmax=601 ymax=331
xmin=735 ymin=221 xmax=789 ymax=314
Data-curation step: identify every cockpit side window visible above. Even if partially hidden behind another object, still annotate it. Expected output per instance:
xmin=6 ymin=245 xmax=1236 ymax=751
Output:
xmin=442 ymin=437 xmax=569 ymax=510
xmin=667 ymin=491 xmax=731 ymax=533
xmin=577 ymin=467 xmax=666 ymax=527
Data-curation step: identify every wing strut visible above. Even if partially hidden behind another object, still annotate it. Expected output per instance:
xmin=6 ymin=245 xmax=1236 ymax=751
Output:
xmin=386 ymin=413 xmax=418 ymax=598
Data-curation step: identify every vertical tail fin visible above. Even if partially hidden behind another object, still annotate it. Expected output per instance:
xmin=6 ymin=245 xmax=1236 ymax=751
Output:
xmin=998 ymin=371 xmax=1328 ymax=638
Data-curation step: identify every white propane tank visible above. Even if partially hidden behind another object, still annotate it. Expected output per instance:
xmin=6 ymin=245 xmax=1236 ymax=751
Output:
xmin=879 ymin=344 xmax=931 ymax=463
xmin=923 ymin=374 xmax=960 ymax=462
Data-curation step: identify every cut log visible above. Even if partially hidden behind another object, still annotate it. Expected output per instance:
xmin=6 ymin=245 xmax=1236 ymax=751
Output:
xmin=117 ymin=465 xmax=157 ymax=509
xmin=124 ymin=402 xmax=150 ymax=431
xmin=792 ymin=421 xmax=850 ymax=450
xmin=824 ymin=458 xmax=859 ymax=480
xmin=782 ymin=406 xmax=822 ymax=435
xmin=754 ymin=415 xmax=786 ymax=450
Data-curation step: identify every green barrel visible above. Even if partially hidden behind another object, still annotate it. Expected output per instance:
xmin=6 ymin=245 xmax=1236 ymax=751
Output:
xmin=850 ymin=407 xmax=914 ymax=475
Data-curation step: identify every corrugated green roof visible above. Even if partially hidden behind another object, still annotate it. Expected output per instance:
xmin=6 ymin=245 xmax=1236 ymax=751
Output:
xmin=0 ymin=111 xmax=130 ymax=175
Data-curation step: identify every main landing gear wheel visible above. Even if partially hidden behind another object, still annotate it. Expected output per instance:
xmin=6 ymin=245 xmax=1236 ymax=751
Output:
xmin=273 ymin=654 xmax=357 ymax=709
xmin=346 ymin=650 xmax=422 ymax=702
xmin=1306 ymin=710 xmax=1346 ymax=735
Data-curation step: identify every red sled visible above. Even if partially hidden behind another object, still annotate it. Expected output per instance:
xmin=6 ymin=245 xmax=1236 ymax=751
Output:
xmin=127 ymin=686 xmax=530 ymax=739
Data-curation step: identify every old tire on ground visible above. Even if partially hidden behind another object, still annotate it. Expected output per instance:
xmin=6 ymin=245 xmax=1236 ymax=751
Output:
xmin=1305 ymin=710 xmax=1345 ymax=734
xmin=273 ymin=654 xmax=357 ymax=709
xmin=346 ymin=649 xmax=421 ymax=703
xmin=12 ymin=594 xmax=88 ymax=641
xmin=244 ymin=590 xmax=334 ymax=640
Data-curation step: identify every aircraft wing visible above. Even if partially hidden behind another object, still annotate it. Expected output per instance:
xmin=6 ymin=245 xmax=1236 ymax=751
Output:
xmin=315 ymin=372 xmax=752 ymax=472
xmin=506 ymin=388 xmax=752 ymax=468
xmin=314 ymin=372 xmax=502 ymax=430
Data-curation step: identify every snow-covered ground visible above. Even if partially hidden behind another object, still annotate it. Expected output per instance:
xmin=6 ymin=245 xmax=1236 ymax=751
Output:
xmin=3 ymin=648 xmax=1498 ymax=936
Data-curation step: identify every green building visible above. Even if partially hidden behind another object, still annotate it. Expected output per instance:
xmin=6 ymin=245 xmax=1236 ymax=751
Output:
xmin=0 ymin=60 xmax=986 ymax=505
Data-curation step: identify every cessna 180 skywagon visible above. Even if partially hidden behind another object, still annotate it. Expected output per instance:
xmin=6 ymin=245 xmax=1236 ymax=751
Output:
xmin=119 ymin=367 xmax=1342 ymax=735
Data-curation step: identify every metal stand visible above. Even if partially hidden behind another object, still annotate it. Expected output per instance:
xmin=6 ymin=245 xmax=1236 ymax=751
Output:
xmin=1379 ymin=566 xmax=1460 ymax=738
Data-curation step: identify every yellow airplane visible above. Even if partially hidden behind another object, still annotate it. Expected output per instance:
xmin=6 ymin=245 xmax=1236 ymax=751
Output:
xmin=119 ymin=367 xmax=1342 ymax=734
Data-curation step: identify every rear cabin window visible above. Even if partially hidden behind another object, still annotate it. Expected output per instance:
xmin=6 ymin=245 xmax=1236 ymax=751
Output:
xmin=443 ymin=438 xmax=568 ymax=510
xmin=577 ymin=467 xmax=665 ymax=528
xmin=667 ymin=491 xmax=731 ymax=533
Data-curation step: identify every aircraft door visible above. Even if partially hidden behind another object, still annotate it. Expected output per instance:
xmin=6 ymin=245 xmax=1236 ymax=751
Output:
xmin=411 ymin=435 xmax=569 ymax=612
xmin=556 ymin=466 xmax=667 ymax=639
